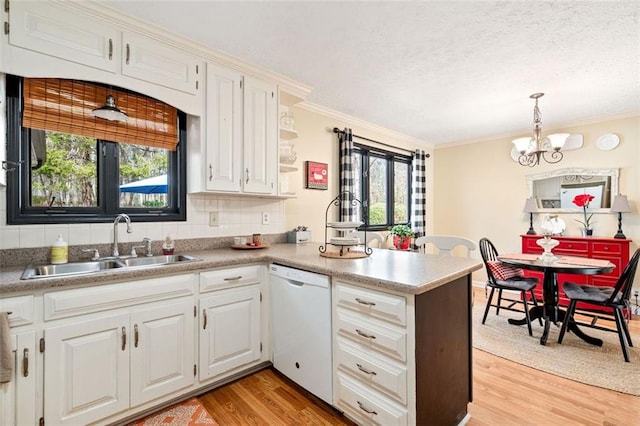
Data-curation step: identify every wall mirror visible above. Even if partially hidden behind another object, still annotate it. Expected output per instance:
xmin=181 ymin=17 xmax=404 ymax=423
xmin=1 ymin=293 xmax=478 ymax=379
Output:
xmin=527 ymin=168 xmax=619 ymax=213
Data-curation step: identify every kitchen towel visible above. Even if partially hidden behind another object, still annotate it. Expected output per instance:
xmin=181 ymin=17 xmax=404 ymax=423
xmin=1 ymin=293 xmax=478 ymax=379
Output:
xmin=0 ymin=311 xmax=12 ymax=383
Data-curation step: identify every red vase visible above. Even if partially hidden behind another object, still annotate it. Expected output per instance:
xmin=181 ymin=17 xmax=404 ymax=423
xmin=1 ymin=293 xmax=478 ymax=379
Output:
xmin=393 ymin=235 xmax=411 ymax=250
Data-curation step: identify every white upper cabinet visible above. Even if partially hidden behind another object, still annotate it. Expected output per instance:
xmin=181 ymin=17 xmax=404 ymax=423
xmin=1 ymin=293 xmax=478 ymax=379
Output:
xmin=190 ymin=63 xmax=278 ymax=195
xmin=204 ymin=63 xmax=243 ymax=192
xmin=122 ymin=32 xmax=200 ymax=95
xmin=243 ymin=76 xmax=278 ymax=195
xmin=8 ymin=1 xmax=119 ymax=73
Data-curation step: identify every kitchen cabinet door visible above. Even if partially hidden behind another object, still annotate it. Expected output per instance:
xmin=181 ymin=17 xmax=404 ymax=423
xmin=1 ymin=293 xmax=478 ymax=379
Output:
xmin=199 ymin=285 xmax=261 ymax=380
xmin=0 ymin=331 xmax=37 ymax=426
xmin=243 ymin=76 xmax=278 ymax=195
xmin=129 ymin=298 xmax=195 ymax=407
xmin=9 ymin=1 xmax=119 ymax=73
xmin=122 ymin=32 xmax=200 ymax=95
xmin=44 ymin=313 xmax=130 ymax=426
xmin=205 ymin=63 xmax=243 ymax=192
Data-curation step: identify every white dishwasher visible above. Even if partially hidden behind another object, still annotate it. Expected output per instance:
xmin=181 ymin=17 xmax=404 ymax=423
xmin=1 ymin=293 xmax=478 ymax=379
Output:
xmin=269 ymin=263 xmax=333 ymax=405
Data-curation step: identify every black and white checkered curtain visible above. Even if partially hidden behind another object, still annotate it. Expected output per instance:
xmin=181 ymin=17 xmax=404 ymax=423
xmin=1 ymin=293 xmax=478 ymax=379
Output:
xmin=411 ymin=149 xmax=427 ymax=249
xmin=339 ymin=128 xmax=356 ymax=222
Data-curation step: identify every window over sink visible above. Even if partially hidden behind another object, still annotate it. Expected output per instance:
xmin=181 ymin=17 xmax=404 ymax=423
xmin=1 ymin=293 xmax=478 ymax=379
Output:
xmin=5 ymin=75 xmax=187 ymax=224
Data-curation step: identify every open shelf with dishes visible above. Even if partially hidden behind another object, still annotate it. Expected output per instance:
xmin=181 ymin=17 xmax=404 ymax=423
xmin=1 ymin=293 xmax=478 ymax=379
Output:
xmin=319 ymin=192 xmax=371 ymax=258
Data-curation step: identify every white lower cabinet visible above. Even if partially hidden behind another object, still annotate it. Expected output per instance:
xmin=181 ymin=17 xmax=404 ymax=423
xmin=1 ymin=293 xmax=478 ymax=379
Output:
xmin=42 ymin=274 xmax=196 ymax=425
xmin=0 ymin=330 xmax=38 ymax=426
xmin=199 ymin=284 xmax=261 ymax=380
xmin=333 ymin=280 xmax=411 ymax=425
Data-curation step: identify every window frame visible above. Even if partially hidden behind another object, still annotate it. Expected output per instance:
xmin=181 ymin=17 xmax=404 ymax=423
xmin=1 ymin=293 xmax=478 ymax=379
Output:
xmin=353 ymin=143 xmax=412 ymax=231
xmin=5 ymin=75 xmax=187 ymax=224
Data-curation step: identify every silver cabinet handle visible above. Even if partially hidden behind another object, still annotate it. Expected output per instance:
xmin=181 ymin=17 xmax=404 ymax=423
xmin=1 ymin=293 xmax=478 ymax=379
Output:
xmin=202 ymin=309 xmax=207 ymax=330
xmin=357 ymin=401 xmax=377 ymax=415
xmin=121 ymin=327 xmax=127 ymax=351
xmin=126 ymin=43 xmax=130 ymax=64
xmin=356 ymin=363 xmax=377 ymax=376
xmin=355 ymin=297 xmax=376 ymax=306
xmin=223 ymin=276 xmax=242 ymax=281
xmin=245 ymin=168 xmax=250 ymax=184
xmin=209 ymin=164 xmax=213 ymax=181
xmin=134 ymin=324 xmax=139 ymax=348
xmin=22 ymin=348 xmax=29 ymax=377
xmin=108 ymin=39 xmax=113 ymax=60
xmin=355 ymin=329 xmax=376 ymax=339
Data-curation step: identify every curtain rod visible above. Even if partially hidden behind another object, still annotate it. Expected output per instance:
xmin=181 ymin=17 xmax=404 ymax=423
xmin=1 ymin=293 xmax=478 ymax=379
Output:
xmin=332 ymin=127 xmax=430 ymax=158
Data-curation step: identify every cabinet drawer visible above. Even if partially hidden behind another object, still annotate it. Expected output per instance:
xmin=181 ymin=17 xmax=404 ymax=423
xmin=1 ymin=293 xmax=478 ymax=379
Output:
xmin=335 ymin=372 xmax=408 ymax=426
xmin=0 ymin=295 xmax=35 ymax=327
xmin=592 ymin=242 xmax=622 ymax=256
xmin=336 ymin=309 xmax=407 ymax=362
xmin=555 ymin=240 xmax=589 ymax=255
xmin=335 ymin=337 xmax=407 ymax=404
xmin=334 ymin=281 xmax=407 ymax=326
xmin=44 ymin=274 xmax=195 ymax=320
xmin=200 ymin=265 xmax=261 ymax=292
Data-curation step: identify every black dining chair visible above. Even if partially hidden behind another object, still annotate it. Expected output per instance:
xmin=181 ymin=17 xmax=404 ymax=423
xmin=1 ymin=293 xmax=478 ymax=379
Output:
xmin=479 ymin=238 xmax=541 ymax=336
xmin=558 ymin=248 xmax=640 ymax=362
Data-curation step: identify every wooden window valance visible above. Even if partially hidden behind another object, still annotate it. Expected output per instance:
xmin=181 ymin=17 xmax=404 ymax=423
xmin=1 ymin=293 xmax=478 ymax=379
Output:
xmin=22 ymin=78 xmax=178 ymax=151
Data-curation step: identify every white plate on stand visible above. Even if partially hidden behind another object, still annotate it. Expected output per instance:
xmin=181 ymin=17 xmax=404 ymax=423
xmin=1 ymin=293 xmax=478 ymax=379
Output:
xmin=595 ymin=133 xmax=620 ymax=151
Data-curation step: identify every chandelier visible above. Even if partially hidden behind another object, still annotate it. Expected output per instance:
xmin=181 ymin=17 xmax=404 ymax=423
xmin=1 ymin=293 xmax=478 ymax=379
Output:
xmin=512 ymin=93 xmax=568 ymax=167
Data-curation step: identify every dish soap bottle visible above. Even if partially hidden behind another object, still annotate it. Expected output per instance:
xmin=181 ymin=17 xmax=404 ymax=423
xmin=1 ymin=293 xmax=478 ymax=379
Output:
xmin=51 ymin=234 xmax=68 ymax=264
xmin=162 ymin=234 xmax=175 ymax=255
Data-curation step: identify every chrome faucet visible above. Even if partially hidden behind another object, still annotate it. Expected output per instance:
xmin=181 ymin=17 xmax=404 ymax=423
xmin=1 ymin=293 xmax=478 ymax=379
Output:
xmin=112 ymin=214 xmax=133 ymax=257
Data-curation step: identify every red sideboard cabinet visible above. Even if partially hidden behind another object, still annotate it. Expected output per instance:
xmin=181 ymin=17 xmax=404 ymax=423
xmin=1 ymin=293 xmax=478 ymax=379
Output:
xmin=521 ymin=235 xmax=632 ymax=312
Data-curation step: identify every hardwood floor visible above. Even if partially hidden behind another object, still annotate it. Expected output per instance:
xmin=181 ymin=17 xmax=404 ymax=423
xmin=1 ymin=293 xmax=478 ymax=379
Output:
xmin=199 ymin=287 xmax=640 ymax=425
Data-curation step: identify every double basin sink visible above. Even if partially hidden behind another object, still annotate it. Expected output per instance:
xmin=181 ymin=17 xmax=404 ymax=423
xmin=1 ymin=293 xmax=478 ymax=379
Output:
xmin=21 ymin=254 xmax=201 ymax=280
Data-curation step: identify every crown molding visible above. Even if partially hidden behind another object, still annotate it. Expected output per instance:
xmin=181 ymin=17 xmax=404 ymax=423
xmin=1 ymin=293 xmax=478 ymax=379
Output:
xmin=298 ymin=101 xmax=432 ymax=150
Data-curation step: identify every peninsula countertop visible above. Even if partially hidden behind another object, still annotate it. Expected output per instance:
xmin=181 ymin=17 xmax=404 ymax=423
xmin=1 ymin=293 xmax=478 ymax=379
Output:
xmin=0 ymin=243 xmax=482 ymax=295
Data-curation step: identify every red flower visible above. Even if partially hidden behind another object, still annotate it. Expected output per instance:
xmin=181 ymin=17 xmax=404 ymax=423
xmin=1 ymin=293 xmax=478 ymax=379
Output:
xmin=572 ymin=193 xmax=596 ymax=229
xmin=572 ymin=194 xmax=595 ymax=208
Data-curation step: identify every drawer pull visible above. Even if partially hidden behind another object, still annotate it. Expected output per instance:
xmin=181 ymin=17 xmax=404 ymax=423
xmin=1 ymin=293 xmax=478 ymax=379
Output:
xmin=134 ymin=324 xmax=139 ymax=348
xmin=22 ymin=348 xmax=29 ymax=377
xmin=203 ymin=309 xmax=207 ymax=329
xmin=224 ymin=276 xmax=242 ymax=281
xmin=356 ymin=363 xmax=377 ymax=376
xmin=121 ymin=327 xmax=126 ymax=351
xmin=108 ymin=39 xmax=113 ymax=60
xmin=355 ymin=298 xmax=376 ymax=307
xmin=604 ymin=246 xmax=609 ymax=250
xmin=355 ymin=329 xmax=376 ymax=340
xmin=357 ymin=401 xmax=378 ymax=415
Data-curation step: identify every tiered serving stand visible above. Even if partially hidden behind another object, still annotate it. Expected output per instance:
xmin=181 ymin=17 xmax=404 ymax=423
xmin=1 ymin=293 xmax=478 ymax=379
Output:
xmin=319 ymin=192 xmax=372 ymax=258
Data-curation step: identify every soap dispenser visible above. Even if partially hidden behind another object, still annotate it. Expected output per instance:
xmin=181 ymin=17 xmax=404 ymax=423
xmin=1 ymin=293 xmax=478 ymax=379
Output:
xmin=51 ymin=234 xmax=68 ymax=264
xmin=162 ymin=234 xmax=175 ymax=255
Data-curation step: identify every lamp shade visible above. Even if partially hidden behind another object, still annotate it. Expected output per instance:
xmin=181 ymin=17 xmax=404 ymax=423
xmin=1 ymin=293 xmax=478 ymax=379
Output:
xmin=91 ymin=94 xmax=128 ymax=122
xmin=611 ymin=195 xmax=631 ymax=213
xmin=547 ymin=133 xmax=570 ymax=149
xmin=513 ymin=137 xmax=532 ymax=154
xmin=523 ymin=197 xmax=538 ymax=213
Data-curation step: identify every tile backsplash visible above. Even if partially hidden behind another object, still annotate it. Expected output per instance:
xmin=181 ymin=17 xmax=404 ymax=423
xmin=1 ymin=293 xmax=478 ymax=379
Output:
xmin=0 ymin=187 xmax=286 ymax=250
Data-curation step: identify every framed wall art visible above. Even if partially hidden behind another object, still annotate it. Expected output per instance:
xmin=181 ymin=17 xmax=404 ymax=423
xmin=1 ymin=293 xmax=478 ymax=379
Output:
xmin=305 ymin=161 xmax=328 ymax=190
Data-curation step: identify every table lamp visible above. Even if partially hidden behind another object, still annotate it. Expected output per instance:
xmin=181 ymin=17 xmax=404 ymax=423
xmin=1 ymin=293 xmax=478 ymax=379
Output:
xmin=610 ymin=195 xmax=631 ymax=239
xmin=523 ymin=197 xmax=538 ymax=235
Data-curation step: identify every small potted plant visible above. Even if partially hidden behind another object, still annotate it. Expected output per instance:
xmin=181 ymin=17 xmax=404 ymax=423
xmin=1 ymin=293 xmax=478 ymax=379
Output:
xmin=389 ymin=224 xmax=415 ymax=250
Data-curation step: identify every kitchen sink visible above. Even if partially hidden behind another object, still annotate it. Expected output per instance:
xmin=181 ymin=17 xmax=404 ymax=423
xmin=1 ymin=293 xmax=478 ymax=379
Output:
xmin=20 ymin=255 xmax=201 ymax=279
xmin=21 ymin=260 xmax=125 ymax=279
xmin=118 ymin=254 xmax=200 ymax=268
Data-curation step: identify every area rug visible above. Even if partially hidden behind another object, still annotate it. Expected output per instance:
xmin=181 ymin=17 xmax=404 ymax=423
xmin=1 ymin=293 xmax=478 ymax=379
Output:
xmin=472 ymin=303 xmax=640 ymax=396
xmin=128 ymin=397 xmax=218 ymax=426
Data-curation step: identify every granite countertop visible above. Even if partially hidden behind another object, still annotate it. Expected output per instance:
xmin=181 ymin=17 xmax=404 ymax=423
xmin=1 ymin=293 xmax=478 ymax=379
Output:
xmin=0 ymin=243 xmax=482 ymax=296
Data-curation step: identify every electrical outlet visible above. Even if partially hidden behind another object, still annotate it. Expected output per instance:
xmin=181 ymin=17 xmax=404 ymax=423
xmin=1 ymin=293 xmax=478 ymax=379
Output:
xmin=209 ymin=212 xmax=218 ymax=227
xmin=262 ymin=212 xmax=270 ymax=225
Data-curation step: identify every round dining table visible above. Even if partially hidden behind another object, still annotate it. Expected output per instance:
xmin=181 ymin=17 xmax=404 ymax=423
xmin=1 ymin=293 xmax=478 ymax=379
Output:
xmin=498 ymin=255 xmax=615 ymax=346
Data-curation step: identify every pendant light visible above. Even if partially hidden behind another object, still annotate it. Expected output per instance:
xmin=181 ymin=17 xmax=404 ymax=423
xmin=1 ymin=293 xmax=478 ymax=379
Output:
xmin=91 ymin=91 xmax=128 ymax=122
xmin=513 ymin=93 xmax=568 ymax=167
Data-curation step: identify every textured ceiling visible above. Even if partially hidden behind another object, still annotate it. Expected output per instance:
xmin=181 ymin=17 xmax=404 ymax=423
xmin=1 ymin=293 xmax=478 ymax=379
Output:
xmin=98 ymin=1 xmax=640 ymax=146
